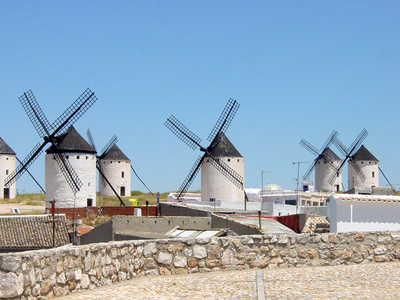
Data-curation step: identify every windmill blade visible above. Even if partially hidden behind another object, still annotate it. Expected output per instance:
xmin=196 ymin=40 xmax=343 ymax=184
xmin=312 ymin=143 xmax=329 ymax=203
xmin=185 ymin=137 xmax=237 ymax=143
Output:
xmin=53 ymin=152 xmax=83 ymax=195
xmin=97 ymin=160 xmax=107 ymax=188
xmin=320 ymin=130 xmax=338 ymax=152
xmin=131 ymin=165 xmax=153 ymax=195
xmin=348 ymin=128 xmax=368 ymax=155
xmin=207 ymin=98 xmax=240 ymax=143
xmin=4 ymin=142 xmax=45 ymax=187
xmin=208 ymin=154 xmax=243 ymax=189
xmin=86 ymin=129 xmax=97 ymax=152
xmin=164 ymin=115 xmax=202 ymax=150
xmin=379 ymin=166 xmax=394 ymax=189
xmin=96 ymin=163 xmax=125 ymax=206
xmin=332 ymin=136 xmax=349 ymax=157
xmin=299 ymin=139 xmax=320 ymax=156
xmin=51 ymin=88 xmax=98 ymax=136
xmin=176 ymin=155 xmax=205 ymax=199
xmin=19 ymin=90 xmax=53 ymax=138
xmin=15 ymin=157 xmax=46 ymax=194
xmin=100 ymin=135 xmax=118 ymax=156
xmin=328 ymin=167 xmax=343 ymax=185
xmin=348 ymin=159 xmax=366 ymax=181
xmin=302 ymin=159 xmax=318 ymax=180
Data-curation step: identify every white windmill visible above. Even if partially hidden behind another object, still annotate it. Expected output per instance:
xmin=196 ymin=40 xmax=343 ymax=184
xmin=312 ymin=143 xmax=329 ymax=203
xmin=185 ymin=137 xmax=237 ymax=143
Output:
xmin=347 ymin=145 xmax=379 ymax=190
xmin=0 ymin=137 xmax=16 ymax=199
xmin=45 ymin=126 xmax=97 ymax=208
xmin=300 ymin=131 xmax=342 ymax=192
xmin=4 ymin=88 xmax=98 ymax=209
xmin=165 ymin=99 xmax=246 ymax=204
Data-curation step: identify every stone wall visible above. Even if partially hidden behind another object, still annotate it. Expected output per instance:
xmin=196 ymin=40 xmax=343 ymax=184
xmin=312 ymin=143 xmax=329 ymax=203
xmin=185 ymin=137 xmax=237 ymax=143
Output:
xmin=1 ymin=231 xmax=400 ymax=299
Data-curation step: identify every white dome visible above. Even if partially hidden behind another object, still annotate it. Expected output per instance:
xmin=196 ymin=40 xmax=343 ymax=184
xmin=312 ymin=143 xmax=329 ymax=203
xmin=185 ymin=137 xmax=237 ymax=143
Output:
xmin=262 ymin=184 xmax=283 ymax=192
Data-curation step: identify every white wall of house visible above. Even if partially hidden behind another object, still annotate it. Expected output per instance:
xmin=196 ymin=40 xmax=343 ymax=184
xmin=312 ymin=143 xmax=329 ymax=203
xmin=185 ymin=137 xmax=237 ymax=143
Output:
xmin=328 ymin=194 xmax=400 ymax=232
xmin=0 ymin=154 xmax=16 ymax=199
xmin=45 ymin=153 xmax=97 ymax=208
xmin=348 ymin=161 xmax=379 ymax=190
xmin=99 ymin=159 xmax=131 ymax=197
xmin=201 ymin=156 xmax=244 ymax=202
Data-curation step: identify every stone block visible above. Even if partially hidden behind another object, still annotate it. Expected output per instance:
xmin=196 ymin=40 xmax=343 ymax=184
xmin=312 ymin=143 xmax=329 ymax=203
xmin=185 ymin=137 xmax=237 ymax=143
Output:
xmin=172 ymin=268 xmax=188 ymax=275
xmin=173 ymin=256 xmax=187 ymax=268
xmin=143 ymin=243 xmax=157 ymax=257
xmin=168 ymin=243 xmax=183 ymax=253
xmin=205 ymin=260 xmax=220 ymax=268
xmin=1 ymin=256 xmax=21 ymax=272
xmin=0 ymin=273 xmax=24 ymax=298
xmin=187 ymin=258 xmax=198 ymax=267
xmin=157 ymin=252 xmax=173 ymax=265
xmin=193 ymin=245 xmax=207 ymax=259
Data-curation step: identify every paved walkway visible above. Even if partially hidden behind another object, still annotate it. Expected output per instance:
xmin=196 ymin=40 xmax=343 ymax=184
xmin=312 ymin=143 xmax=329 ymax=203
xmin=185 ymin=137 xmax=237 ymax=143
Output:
xmin=59 ymin=261 xmax=400 ymax=299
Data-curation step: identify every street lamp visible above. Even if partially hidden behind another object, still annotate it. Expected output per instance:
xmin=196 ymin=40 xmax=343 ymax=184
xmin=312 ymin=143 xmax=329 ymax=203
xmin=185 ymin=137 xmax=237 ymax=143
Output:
xmin=292 ymin=161 xmax=308 ymax=205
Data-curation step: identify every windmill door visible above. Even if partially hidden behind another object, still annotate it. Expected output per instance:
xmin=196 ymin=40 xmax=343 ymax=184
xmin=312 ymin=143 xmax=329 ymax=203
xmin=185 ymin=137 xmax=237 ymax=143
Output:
xmin=3 ymin=188 xmax=10 ymax=199
xmin=120 ymin=186 xmax=125 ymax=197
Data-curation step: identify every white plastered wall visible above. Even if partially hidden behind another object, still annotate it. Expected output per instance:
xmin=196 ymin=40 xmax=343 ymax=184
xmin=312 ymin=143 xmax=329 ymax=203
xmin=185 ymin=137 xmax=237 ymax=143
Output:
xmin=0 ymin=154 xmax=16 ymax=199
xmin=315 ymin=160 xmax=342 ymax=192
xmin=348 ymin=160 xmax=379 ymax=190
xmin=99 ymin=159 xmax=131 ymax=197
xmin=328 ymin=194 xmax=400 ymax=232
xmin=201 ymin=156 xmax=244 ymax=203
xmin=45 ymin=153 xmax=97 ymax=208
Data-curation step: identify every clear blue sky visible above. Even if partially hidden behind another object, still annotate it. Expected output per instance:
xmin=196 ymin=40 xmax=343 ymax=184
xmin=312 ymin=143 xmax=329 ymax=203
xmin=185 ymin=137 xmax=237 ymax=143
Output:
xmin=1 ymin=1 xmax=399 ymax=194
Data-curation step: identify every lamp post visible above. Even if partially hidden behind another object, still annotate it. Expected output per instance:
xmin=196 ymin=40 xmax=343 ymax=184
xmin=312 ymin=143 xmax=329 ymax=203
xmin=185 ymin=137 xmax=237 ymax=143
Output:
xmin=292 ymin=162 xmax=308 ymax=206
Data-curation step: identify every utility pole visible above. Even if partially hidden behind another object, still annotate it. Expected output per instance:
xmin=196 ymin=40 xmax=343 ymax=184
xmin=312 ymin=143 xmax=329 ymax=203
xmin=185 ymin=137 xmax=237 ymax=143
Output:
xmin=292 ymin=161 xmax=308 ymax=205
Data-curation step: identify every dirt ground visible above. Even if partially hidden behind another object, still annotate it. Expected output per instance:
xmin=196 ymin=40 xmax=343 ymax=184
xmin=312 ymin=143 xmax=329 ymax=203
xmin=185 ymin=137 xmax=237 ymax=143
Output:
xmin=0 ymin=203 xmax=46 ymax=214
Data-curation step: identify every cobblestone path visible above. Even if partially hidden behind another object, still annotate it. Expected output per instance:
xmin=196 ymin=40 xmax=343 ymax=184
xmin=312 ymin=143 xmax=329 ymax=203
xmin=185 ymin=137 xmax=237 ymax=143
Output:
xmin=59 ymin=261 xmax=400 ymax=299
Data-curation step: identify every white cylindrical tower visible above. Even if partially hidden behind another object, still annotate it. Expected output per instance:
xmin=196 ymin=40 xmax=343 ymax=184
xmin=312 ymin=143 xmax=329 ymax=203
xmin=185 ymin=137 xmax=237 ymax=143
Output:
xmin=201 ymin=134 xmax=244 ymax=203
xmin=348 ymin=145 xmax=379 ymax=190
xmin=0 ymin=137 xmax=17 ymax=199
xmin=99 ymin=144 xmax=131 ymax=197
xmin=315 ymin=147 xmax=342 ymax=192
xmin=45 ymin=126 xmax=97 ymax=208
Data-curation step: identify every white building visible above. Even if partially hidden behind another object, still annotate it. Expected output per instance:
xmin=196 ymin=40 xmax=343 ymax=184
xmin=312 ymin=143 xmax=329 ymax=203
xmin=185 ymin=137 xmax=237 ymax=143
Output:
xmin=201 ymin=134 xmax=245 ymax=203
xmin=348 ymin=145 xmax=379 ymax=190
xmin=0 ymin=137 xmax=16 ymax=199
xmin=328 ymin=193 xmax=400 ymax=232
xmin=99 ymin=144 xmax=131 ymax=197
xmin=315 ymin=147 xmax=342 ymax=192
xmin=45 ymin=126 xmax=97 ymax=208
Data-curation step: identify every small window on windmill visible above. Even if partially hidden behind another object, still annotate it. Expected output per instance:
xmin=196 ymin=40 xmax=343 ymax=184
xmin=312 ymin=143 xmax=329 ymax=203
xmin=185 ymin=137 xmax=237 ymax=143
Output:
xmin=86 ymin=156 xmax=88 ymax=160
xmin=118 ymin=161 xmax=121 ymax=163
xmin=237 ymin=159 xmax=239 ymax=162
xmin=53 ymin=155 xmax=56 ymax=160
xmin=372 ymin=172 xmax=375 ymax=178
xmin=77 ymin=156 xmax=80 ymax=159
xmin=66 ymin=156 xmax=69 ymax=159
xmin=6 ymin=157 xmax=8 ymax=160
xmin=121 ymin=171 xmax=125 ymax=178
xmin=5 ymin=170 xmax=8 ymax=175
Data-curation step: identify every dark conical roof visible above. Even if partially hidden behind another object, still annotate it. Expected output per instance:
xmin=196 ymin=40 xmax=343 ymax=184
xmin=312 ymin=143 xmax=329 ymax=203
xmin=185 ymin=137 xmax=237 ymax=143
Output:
xmin=319 ymin=147 xmax=340 ymax=161
xmin=0 ymin=137 xmax=16 ymax=155
xmin=46 ymin=126 xmax=96 ymax=154
xmin=99 ymin=144 xmax=130 ymax=161
xmin=351 ymin=145 xmax=378 ymax=162
xmin=208 ymin=133 xmax=242 ymax=157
